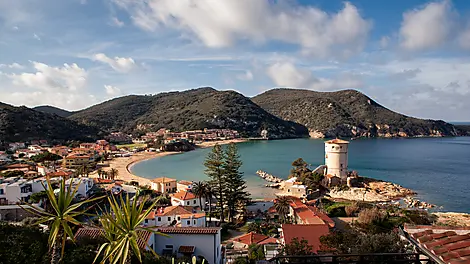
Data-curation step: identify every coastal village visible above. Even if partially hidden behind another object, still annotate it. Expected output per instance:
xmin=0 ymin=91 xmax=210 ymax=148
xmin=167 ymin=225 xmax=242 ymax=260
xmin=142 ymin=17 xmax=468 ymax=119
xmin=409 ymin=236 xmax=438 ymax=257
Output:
xmin=1 ymin=129 xmax=470 ymax=264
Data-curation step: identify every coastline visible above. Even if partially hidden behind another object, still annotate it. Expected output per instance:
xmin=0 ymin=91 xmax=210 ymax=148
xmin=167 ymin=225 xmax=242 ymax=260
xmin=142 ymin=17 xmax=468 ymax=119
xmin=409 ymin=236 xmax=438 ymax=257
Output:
xmin=92 ymin=138 xmax=249 ymax=187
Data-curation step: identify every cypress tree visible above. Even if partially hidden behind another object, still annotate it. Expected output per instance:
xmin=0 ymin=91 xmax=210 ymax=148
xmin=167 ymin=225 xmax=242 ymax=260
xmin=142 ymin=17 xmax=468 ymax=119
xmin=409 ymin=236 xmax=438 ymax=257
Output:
xmin=204 ymin=144 xmax=228 ymax=223
xmin=224 ymin=143 xmax=250 ymax=223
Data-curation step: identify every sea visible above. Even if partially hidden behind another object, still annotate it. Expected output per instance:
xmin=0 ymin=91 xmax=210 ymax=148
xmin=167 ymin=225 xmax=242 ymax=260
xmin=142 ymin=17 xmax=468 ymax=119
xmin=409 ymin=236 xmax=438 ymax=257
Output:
xmin=131 ymin=136 xmax=470 ymax=213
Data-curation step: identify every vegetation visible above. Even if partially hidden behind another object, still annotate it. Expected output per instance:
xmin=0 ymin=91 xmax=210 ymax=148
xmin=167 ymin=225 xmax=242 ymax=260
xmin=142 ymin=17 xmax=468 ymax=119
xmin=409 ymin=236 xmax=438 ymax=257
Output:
xmin=246 ymin=222 xmax=279 ymax=236
xmin=247 ymin=244 xmax=265 ymax=262
xmin=274 ymin=196 xmax=291 ymax=224
xmin=289 ymin=158 xmax=323 ymax=190
xmin=204 ymin=143 xmax=250 ymax=223
xmin=280 ymin=238 xmax=314 ymax=256
xmin=23 ymin=178 xmax=104 ymax=264
xmin=33 ymin=105 xmax=74 ymax=118
xmin=0 ymin=102 xmax=100 ymax=142
xmin=69 ymin=88 xmax=307 ymax=138
xmin=252 ymin=88 xmax=459 ymax=138
xmin=31 ymin=152 xmax=63 ymax=163
xmin=192 ymin=181 xmax=208 ymax=212
xmin=0 ymin=170 xmax=24 ymax=178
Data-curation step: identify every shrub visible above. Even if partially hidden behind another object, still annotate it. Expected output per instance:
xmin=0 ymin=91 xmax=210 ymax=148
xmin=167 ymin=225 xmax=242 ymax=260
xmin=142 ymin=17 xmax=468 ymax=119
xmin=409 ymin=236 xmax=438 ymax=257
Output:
xmin=358 ymin=207 xmax=386 ymax=224
xmin=345 ymin=202 xmax=360 ymax=217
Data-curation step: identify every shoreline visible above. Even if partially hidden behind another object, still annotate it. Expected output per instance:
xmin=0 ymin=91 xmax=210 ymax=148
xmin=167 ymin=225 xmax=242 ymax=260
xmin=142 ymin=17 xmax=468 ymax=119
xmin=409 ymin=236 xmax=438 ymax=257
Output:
xmin=92 ymin=138 xmax=249 ymax=187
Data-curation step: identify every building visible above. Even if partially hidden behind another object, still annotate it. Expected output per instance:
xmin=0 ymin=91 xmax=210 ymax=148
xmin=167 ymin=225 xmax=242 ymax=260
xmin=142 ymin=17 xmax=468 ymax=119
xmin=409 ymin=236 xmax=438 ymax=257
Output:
xmin=280 ymin=224 xmax=330 ymax=253
xmin=152 ymin=227 xmax=223 ymax=264
xmin=0 ymin=205 xmax=38 ymax=221
xmin=0 ymin=177 xmax=47 ymax=205
xmin=232 ymin=232 xmax=278 ymax=249
xmin=75 ymin=227 xmax=154 ymax=251
xmin=150 ymin=177 xmax=177 ymax=193
xmin=324 ymin=139 xmax=349 ymax=180
xmin=62 ymin=154 xmax=94 ymax=169
xmin=144 ymin=205 xmax=194 ymax=227
xmin=177 ymin=180 xmax=194 ymax=192
xmin=171 ymin=190 xmax=205 ymax=208
xmin=288 ymin=198 xmax=335 ymax=227
xmin=278 ymin=177 xmax=307 ymax=198
xmin=246 ymin=199 xmax=275 ymax=213
xmin=64 ymin=177 xmax=94 ymax=198
xmin=402 ymin=224 xmax=470 ymax=264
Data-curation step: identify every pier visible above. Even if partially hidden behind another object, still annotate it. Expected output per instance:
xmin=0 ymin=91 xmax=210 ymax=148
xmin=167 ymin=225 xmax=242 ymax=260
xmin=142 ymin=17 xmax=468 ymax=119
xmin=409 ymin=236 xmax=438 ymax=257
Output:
xmin=256 ymin=170 xmax=283 ymax=183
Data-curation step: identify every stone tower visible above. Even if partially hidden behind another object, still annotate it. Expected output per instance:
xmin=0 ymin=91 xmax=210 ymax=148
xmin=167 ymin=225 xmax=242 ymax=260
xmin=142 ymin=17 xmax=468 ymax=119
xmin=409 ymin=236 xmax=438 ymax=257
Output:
xmin=324 ymin=139 xmax=349 ymax=179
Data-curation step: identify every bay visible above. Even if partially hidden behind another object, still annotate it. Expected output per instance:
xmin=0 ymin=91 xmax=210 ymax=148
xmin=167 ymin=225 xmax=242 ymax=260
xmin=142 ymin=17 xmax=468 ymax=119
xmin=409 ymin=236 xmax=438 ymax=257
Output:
xmin=131 ymin=137 xmax=470 ymax=213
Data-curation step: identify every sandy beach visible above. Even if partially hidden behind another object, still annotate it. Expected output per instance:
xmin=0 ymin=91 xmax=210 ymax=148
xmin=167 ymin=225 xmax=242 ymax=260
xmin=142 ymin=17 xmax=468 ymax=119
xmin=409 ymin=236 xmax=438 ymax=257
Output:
xmin=91 ymin=138 xmax=248 ymax=187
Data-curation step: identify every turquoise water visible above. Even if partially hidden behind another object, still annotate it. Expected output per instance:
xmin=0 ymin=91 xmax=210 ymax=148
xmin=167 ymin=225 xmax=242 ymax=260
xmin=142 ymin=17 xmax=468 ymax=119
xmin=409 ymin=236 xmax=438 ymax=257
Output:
xmin=131 ymin=137 xmax=470 ymax=213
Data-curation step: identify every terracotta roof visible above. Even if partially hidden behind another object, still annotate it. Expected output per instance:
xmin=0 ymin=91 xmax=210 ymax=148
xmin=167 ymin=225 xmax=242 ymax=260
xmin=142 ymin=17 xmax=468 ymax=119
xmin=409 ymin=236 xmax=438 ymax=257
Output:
xmin=259 ymin=237 xmax=279 ymax=245
xmin=154 ymin=227 xmax=220 ymax=234
xmin=178 ymin=180 xmax=193 ymax=186
xmin=294 ymin=207 xmax=326 ymax=225
xmin=155 ymin=206 xmax=192 ymax=216
xmin=66 ymin=154 xmax=91 ymax=159
xmin=171 ymin=191 xmax=197 ymax=201
xmin=180 ymin=213 xmax=206 ymax=219
xmin=307 ymin=206 xmax=335 ymax=228
xmin=268 ymin=206 xmax=277 ymax=214
xmin=151 ymin=177 xmax=177 ymax=183
xmin=146 ymin=210 xmax=156 ymax=220
xmin=281 ymin=224 xmax=330 ymax=253
xmin=178 ymin=246 xmax=195 ymax=254
xmin=404 ymin=224 xmax=470 ymax=264
xmin=47 ymin=170 xmax=73 ymax=178
xmin=6 ymin=164 xmax=31 ymax=169
xmin=75 ymin=227 xmax=152 ymax=250
xmin=325 ymin=139 xmax=349 ymax=144
xmin=233 ymin=232 xmax=273 ymax=245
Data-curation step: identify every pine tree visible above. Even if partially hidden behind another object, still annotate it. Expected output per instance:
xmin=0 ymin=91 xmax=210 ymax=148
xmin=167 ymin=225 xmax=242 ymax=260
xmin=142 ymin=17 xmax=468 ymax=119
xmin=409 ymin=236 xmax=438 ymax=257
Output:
xmin=224 ymin=143 xmax=250 ymax=223
xmin=204 ymin=144 xmax=228 ymax=223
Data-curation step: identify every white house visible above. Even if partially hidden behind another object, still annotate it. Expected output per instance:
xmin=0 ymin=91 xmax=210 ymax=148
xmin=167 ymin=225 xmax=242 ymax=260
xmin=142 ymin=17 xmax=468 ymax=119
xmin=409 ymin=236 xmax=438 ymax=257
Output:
xmin=153 ymin=227 xmax=223 ymax=264
xmin=0 ymin=153 xmax=11 ymax=163
xmin=64 ymin=177 xmax=94 ymax=198
xmin=151 ymin=177 xmax=177 ymax=194
xmin=247 ymin=199 xmax=275 ymax=213
xmin=8 ymin=142 xmax=25 ymax=151
xmin=0 ymin=178 xmax=47 ymax=204
xmin=171 ymin=190 xmax=205 ymax=208
xmin=176 ymin=180 xmax=194 ymax=192
xmin=143 ymin=205 xmax=206 ymax=228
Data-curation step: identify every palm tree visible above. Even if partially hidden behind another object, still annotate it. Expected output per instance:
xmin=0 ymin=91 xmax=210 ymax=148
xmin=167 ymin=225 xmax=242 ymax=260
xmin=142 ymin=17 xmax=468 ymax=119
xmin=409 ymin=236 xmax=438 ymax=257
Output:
xmin=97 ymin=168 xmax=103 ymax=179
xmin=108 ymin=168 xmax=119 ymax=180
xmin=275 ymin=196 xmax=291 ymax=224
xmin=23 ymin=178 xmax=104 ymax=264
xmin=95 ymin=194 xmax=165 ymax=264
xmin=155 ymin=194 xmax=169 ymax=206
xmin=205 ymin=184 xmax=213 ymax=225
xmin=192 ymin=181 xmax=207 ymax=211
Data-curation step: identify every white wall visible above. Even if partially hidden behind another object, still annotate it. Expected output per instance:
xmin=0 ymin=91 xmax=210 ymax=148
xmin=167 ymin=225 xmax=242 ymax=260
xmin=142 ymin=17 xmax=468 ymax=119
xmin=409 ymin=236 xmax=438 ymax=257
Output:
xmin=180 ymin=217 xmax=206 ymax=227
xmin=247 ymin=201 xmax=274 ymax=213
xmin=153 ymin=232 xmax=221 ymax=264
xmin=325 ymin=143 xmax=348 ymax=179
xmin=171 ymin=197 xmax=205 ymax=208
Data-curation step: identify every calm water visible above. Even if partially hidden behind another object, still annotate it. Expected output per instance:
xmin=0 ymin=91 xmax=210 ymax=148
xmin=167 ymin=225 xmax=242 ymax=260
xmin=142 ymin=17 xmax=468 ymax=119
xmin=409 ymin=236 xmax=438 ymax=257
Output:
xmin=131 ymin=137 xmax=470 ymax=213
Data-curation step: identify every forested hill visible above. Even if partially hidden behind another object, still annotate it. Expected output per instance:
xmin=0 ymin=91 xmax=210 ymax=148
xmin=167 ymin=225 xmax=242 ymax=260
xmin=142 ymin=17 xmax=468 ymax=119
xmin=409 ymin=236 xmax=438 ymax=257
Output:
xmin=69 ymin=87 xmax=308 ymax=139
xmin=0 ymin=102 xmax=100 ymax=143
xmin=252 ymin=88 xmax=458 ymax=138
xmin=33 ymin=106 xmax=74 ymax=118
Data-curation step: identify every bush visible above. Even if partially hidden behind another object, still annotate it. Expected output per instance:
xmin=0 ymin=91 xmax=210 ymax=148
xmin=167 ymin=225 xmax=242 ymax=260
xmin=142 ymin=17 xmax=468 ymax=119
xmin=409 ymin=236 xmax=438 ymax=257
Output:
xmin=358 ymin=207 xmax=386 ymax=224
xmin=345 ymin=202 xmax=360 ymax=217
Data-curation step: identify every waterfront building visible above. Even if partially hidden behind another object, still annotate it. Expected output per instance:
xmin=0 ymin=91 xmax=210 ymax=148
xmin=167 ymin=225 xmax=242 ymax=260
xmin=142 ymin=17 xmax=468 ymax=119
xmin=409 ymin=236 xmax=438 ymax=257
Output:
xmin=324 ymin=139 xmax=349 ymax=180
xmin=64 ymin=177 xmax=94 ymax=198
xmin=176 ymin=180 xmax=194 ymax=192
xmin=62 ymin=153 xmax=94 ymax=169
xmin=170 ymin=190 xmax=205 ymax=208
xmin=0 ymin=177 xmax=47 ymax=204
xmin=150 ymin=177 xmax=177 ymax=193
xmin=278 ymin=177 xmax=307 ymax=198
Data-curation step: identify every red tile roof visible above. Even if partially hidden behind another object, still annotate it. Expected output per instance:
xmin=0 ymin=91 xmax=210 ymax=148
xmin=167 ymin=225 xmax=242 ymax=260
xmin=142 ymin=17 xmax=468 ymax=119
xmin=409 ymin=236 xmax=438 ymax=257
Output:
xmin=74 ymin=227 xmax=152 ymax=250
xmin=288 ymin=198 xmax=334 ymax=227
xmin=404 ymin=224 xmax=470 ymax=264
xmin=154 ymin=227 xmax=220 ymax=234
xmin=180 ymin=212 xmax=206 ymax=219
xmin=155 ymin=206 xmax=193 ymax=216
xmin=233 ymin=232 xmax=272 ymax=245
xmin=171 ymin=191 xmax=197 ymax=201
xmin=325 ymin=139 xmax=349 ymax=144
xmin=281 ymin=224 xmax=330 ymax=253
xmin=151 ymin=177 xmax=177 ymax=183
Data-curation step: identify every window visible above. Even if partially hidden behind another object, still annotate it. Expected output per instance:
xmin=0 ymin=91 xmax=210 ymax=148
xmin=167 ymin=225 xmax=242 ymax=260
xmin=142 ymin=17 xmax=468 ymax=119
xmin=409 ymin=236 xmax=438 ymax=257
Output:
xmin=158 ymin=217 xmax=161 ymax=221
xmin=187 ymin=220 xmax=190 ymax=225
xmin=186 ymin=201 xmax=189 ymax=205
xmin=144 ymin=219 xmax=148 ymax=224
xmin=177 ymin=216 xmax=180 ymax=221
xmin=168 ymin=217 xmax=171 ymax=221
xmin=340 ymin=163 xmax=343 ymax=168
xmin=193 ymin=220 xmax=196 ymax=225
xmin=193 ymin=200 xmax=196 ymax=204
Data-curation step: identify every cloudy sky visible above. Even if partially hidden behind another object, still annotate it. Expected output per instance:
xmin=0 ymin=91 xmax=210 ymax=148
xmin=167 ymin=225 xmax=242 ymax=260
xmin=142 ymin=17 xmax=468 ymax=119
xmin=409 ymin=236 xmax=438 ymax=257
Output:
xmin=0 ymin=0 xmax=469 ymax=121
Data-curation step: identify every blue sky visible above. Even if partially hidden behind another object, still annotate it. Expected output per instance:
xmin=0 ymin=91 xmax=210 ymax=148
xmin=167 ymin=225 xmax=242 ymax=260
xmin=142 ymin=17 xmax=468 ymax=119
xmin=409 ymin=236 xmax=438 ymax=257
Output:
xmin=1 ymin=0 xmax=470 ymax=121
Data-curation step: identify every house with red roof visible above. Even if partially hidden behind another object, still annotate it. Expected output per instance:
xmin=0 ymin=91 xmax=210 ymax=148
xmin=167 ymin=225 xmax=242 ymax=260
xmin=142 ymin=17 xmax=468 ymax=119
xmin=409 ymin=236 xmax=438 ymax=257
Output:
xmin=143 ymin=205 xmax=206 ymax=228
xmin=151 ymin=177 xmax=177 ymax=194
xmin=171 ymin=190 xmax=205 ymax=208
xmin=280 ymin=224 xmax=330 ymax=254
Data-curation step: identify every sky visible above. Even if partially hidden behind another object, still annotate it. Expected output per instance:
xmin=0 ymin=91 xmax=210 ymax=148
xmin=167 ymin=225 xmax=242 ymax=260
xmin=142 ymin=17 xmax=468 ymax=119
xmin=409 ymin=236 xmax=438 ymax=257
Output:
xmin=0 ymin=0 xmax=470 ymax=121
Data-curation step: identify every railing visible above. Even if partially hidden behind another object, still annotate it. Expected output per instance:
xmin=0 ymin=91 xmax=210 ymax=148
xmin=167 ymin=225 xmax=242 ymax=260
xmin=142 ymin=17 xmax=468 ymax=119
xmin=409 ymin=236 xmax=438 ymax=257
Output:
xmin=268 ymin=253 xmax=435 ymax=264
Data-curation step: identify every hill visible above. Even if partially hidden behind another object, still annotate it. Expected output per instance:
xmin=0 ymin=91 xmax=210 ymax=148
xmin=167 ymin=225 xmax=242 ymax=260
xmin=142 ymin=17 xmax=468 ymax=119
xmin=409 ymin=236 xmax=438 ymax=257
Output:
xmin=252 ymin=89 xmax=458 ymax=138
xmin=69 ymin=88 xmax=308 ymax=138
xmin=33 ymin=105 xmax=74 ymax=117
xmin=0 ymin=102 xmax=101 ymax=143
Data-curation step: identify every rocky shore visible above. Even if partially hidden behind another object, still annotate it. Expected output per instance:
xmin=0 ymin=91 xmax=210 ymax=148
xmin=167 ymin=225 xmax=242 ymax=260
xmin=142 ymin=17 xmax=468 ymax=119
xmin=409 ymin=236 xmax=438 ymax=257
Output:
xmin=328 ymin=179 xmax=416 ymax=202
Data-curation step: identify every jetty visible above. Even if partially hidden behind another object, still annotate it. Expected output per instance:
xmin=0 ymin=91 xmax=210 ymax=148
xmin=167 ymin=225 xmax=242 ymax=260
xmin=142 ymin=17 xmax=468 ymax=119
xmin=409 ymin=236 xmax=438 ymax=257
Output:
xmin=256 ymin=170 xmax=283 ymax=183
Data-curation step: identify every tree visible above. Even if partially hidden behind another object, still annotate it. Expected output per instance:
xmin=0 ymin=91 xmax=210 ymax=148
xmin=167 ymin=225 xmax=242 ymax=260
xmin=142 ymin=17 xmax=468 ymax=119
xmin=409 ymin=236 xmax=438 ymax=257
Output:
xmin=280 ymin=237 xmax=314 ymax=256
xmin=0 ymin=223 xmax=49 ymax=264
xmin=23 ymin=178 xmax=104 ymax=264
xmin=31 ymin=152 xmax=62 ymax=163
xmin=192 ymin=181 xmax=208 ymax=211
xmin=96 ymin=194 xmax=164 ymax=264
xmin=206 ymin=184 xmax=214 ymax=225
xmin=274 ymin=196 xmax=290 ymax=224
xmin=108 ymin=168 xmax=119 ymax=180
xmin=204 ymin=144 xmax=227 ymax=223
xmin=247 ymin=244 xmax=265 ymax=262
xmin=247 ymin=222 xmax=262 ymax=234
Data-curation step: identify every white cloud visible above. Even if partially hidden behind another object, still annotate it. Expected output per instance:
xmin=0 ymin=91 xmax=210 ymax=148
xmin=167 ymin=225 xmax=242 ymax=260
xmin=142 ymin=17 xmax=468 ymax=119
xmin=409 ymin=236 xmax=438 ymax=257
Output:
xmin=8 ymin=61 xmax=87 ymax=91
xmin=389 ymin=68 xmax=422 ymax=80
xmin=399 ymin=1 xmax=452 ymax=51
xmin=459 ymin=27 xmax=470 ymax=50
xmin=92 ymin=53 xmax=136 ymax=73
xmin=104 ymin=85 xmax=121 ymax=96
xmin=113 ymin=0 xmax=371 ymax=58
xmin=0 ymin=63 xmax=24 ymax=69
xmin=236 ymin=70 xmax=253 ymax=81
xmin=110 ymin=17 xmax=124 ymax=27
xmin=380 ymin=36 xmax=390 ymax=49
xmin=33 ymin=33 xmax=41 ymax=41
xmin=266 ymin=61 xmax=363 ymax=91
